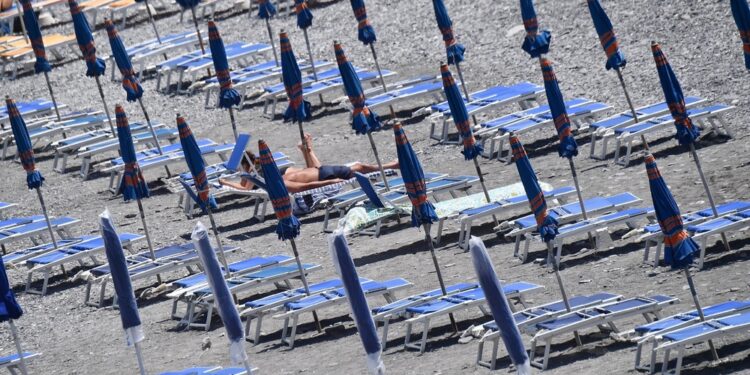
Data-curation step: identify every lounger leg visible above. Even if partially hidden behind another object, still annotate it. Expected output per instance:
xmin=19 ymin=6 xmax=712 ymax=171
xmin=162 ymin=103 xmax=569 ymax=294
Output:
xmin=41 ymin=269 xmax=50 ymax=296
xmin=674 ymin=348 xmax=684 ymax=375
xmin=254 ymin=314 xmax=264 ymax=344
xmin=98 ymin=279 xmax=108 ymax=308
xmin=204 ymin=303 xmax=214 ymax=331
xmin=654 ymin=242 xmax=663 ymax=268
xmin=661 ymin=349 xmax=671 ymax=375
xmin=419 ymin=320 xmax=430 ymax=354
xmin=513 ymin=235 xmax=521 ymax=258
xmin=490 ymin=337 xmax=499 ymax=370
xmin=288 ymin=314 xmax=299 ymax=349
xmin=381 ymin=318 xmax=390 ymax=350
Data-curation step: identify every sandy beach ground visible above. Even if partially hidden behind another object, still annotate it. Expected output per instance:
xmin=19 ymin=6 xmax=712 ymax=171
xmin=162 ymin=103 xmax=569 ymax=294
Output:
xmin=2 ymin=0 xmax=750 ymax=374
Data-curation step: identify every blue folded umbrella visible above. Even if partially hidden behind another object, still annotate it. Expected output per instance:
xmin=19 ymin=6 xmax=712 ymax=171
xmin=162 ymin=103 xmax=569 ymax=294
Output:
xmin=115 ymin=105 xmax=149 ymax=201
xmin=586 ymin=0 xmax=626 ymax=70
xmin=510 ymin=135 xmax=558 ymax=242
xmin=651 ymin=42 xmax=700 ymax=146
xmin=540 ymin=58 xmax=578 ymax=159
xmin=520 ymin=0 xmax=550 ymax=58
xmin=208 ymin=21 xmax=241 ymax=109
xmin=432 ymin=0 xmax=465 ymax=65
xmin=175 ymin=0 xmax=200 ymax=9
xmin=19 ymin=0 xmax=51 ymax=73
xmin=258 ymin=140 xmax=300 ymax=240
xmin=294 ymin=0 xmax=313 ymax=29
xmin=731 ymin=0 xmax=750 ymax=70
xmin=69 ymin=0 xmax=106 ymax=77
xmin=440 ymin=63 xmax=482 ymax=160
xmin=0 ymin=255 xmax=22 ymax=322
xmin=5 ymin=98 xmax=44 ymax=189
xmin=258 ymin=0 xmax=277 ymax=19
xmin=393 ymin=123 xmax=438 ymax=226
xmin=335 ymin=42 xmax=381 ymax=135
xmin=350 ymin=0 xmax=376 ymax=45
xmin=106 ymin=20 xmax=144 ymax=102
xmin=177 ymin=115 xmax=217 ymax=212
xmin=279 ymin=31 xmax=311 ymax=123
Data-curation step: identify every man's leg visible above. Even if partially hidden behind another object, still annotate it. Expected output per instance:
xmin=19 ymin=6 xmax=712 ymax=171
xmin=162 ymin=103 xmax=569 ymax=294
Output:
xmin=350 ymin=160 xmax=399 ymax=174
xmin=298 ymin=134 xmax=322 ymax=169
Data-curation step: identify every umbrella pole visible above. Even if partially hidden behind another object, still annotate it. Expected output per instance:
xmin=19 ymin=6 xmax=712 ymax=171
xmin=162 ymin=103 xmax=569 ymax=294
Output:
xmin=689 ymin=144 xmax=731 ymax=252
xmin=143 ymin=0 xmax=162 ymax=44
xmin=288 ymin=238 xmax=323 ymax=333
xmin=136 ymin=196 xmax=161 ymax=284
xmin=369 ymin=44 xmax=398 ymax=122
xmin=683 ymin=267 xmax=720 ymax=360
xmin=227 ymin=107 xmax=239 ymax=141
xmin=472 ymin=158 xmax=498 ymax=226
xmin=296 ymin=121 xmax=309 ymax=156
xmin=205 ymin=206 xmax=230 ymax=278
xmin=190 ymin=7 xmax=211 ymax=77
xmin=242 ymin=360 xmax=254 ymax=375
xmin=422 ymin=223 xmax=458 ymax=333
xmin=94 ymin=76 xmax=115 ymax=134
xmin=8 ymin=320 xmax=28 ymax=375
xmin=567 ymin=158 xmax=596 ymax=248
xmin=454 ymin=62 xmax=478 ymax=126
xmin=301 ymin=28 xmax=318 ymax=81
xmin=265 ymin=19 xmax=279 ymax=66
xmin=546 ymin=242 xmax=582 ymax=347
xmin=136 ymin=98 xmax=171 ymax=177
xmin=133 ymin=341 xmax=147 ymax=375
xmin=366 ymin=132 xmax=390 ymax=191
xmin=614 ymin=68 xmax=649 ymax=151
xmin=14 ymin=0 xmax=29 ymax=44
xmin=42 ymin=72 xmax=61 ymax=122
xmin=35 ymin=187 xmax=58 ymax=250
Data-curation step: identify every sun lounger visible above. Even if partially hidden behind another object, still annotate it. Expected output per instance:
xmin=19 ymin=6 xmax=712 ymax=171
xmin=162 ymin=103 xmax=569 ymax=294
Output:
xmin=686 ymin=207 xmax=750 ymax=269
xmin=154 ymin=42 xmax=243 ymax=90
xmin=0 ymin=352 xmax=41 ymax=373
xmin=77 ymin=0 xmax=117 ymax=25
xmin=425 ymin=82 xmax=544 ymax=144
xmin=177 ymin=0 xmax=218 ymax=24
xmin=587 ymin=96 xmax=705 ymax=161
xmin=612 ymin=104 xmax=735 ymax=166
xmin=172 ymin=43 xmax=271 ymax=94
xmin=1 ymin=34 xmax=77 ymax=79
xmin=0 ymin=217 xmax=79 ymax=248
xmin=476 ymin=292 xmax=622 ymax=369
xmin=24 ymin=233 xmax=144 ymax=295
xmin=108 ymin=29 xmax=199 ymax=81
xmin=160 ymin=366 xmax=252 ymax=375
xmin=0 ymin=99 xmax=66 ymax=128
xmin=273 ymin=278 xmax=413 ymax=348
xmin=1 ymin=113 xmax=109 ymax=159
xmin=107 ymin=0 xmax=170 ymax=29
xmin=629 ymin=300 xmax=750 ymax=372
xmin=0 ymin=201 xmax=16 ymax=219
xmin=507 ymin=192 xmax=643 ymax=261
xmin=529 ymin=294 xmax=679 ymax=370
xmin=641 ymin=201 xmax=750 ymax=268
xmin=3 ymin=236 xmax=93 ymax=265
xmin=647 ymin=310 xmax=750 ymax=375
xmin=401 ymin=281 xmax=544 ymax=353
xmin=364 ymin=78 xmax=444 ymax=113
xmin=0 ymin=215 xmax=46 ymax=232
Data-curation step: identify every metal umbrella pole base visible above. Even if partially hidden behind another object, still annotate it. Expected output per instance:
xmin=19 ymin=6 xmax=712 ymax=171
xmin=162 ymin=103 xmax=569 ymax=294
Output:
xmin=94 ymin=76 xmax=115 ymax=134
xmin=35 ymin=187 xmax=58 ymax=250
xmin=137 ymin=98 xmax=171 ymax=177
xmin=205 ymin=206 xmax=230 ymax=277
xmin=689 ymin=144 xmax=731 ymax=252
xmin=43 ymin=71 xmax=62 ymax=122
xmin=423 ymin=223 xmax=458 ymax=333
xmin=684 ymin=266 xmax=720 ymax=360
xmin=265 ymin=19 xmax=279 ymax=66
xmin=567 ymin=158 xmax=595 ymax=249
xmin=143 ymin=0 xmax=161 ymax=43
xmin=8 ymin=320 xmax=28 ymax=375
xmin=228 ymin=107 xmax=239 ymax=141
xmin=546 ymin=242 xmax=582 ymax=347
xmin=472 ymin=157 xmax=498 ymax=226
xmin=366 ymin=132 xmax=390 ymax=191
xmin=133 ymin=342 xmax=147 ymax=375
xmin=288 ymin=238 xmax=323 ymax=333
xmin=135 ymin=197 xmax=160 ymax=283
xmin=190 ymin=7 xmax=211 ymax=77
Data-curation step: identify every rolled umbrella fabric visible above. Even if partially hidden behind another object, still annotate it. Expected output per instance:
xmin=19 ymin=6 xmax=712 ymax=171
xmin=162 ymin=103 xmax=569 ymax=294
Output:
xmin=540 ymin=58 xmax=578 ymax=159
xmin=106 ymin=20 xmax=144 ymax=102
xmin=0 ymin=256 xmax=22 ymax=322
xmin=100 ymin=210 xmax=144 ymax=346
xmin=393 ymin=123 xmax=438 ymax=226
xmin=645 ymin=155 xmax=699 ymax=269
xmin=350 ymin=0 xmax=376 ymax=45
xmin=520 ymin=0 xmax=550 ymax=58
xmin=258 ymin=140 xmax=301 ymax=240
xmin=731 ymin=0 xmax=750 ymax=70
xmin=19 ymin=0 xmax=51 ymax=73
xmin=280 ymin=31 xmax=311 ymax=123
xmin=440 ymin=63 xmax=482 ymax=159
xmin=294 ymin=0 xmax=313 ymax=29
xmin=192 ymin=222 xmax=249 ymax=365
xmin=651 ymin=43 xmax=700 ymax=146
xmin=432 ymin=0 xmax=465 ymax=65
xmin=468 ymin=237 xmax=531 ymax=374
xmin=177 ymin=115 xmax=217 ymax=211
xmin=335 ymin=42 xmax=381 ymax=135
xmin=586 ymin=0 xmax=626 ymax=71
xmin=510 ymin=135 xmax=558 ymax=241
xmin=6 ymin=98 xmax=44 ymax=189
xmin=329 ymin=232 xmax=385 ymax=375
xmin=69 ymin=0 xmax=106 ymax=77
xmin=258 ymin=0 xmax=277 ymax=19
xmin=115 ymin=105 xmax=149 ymax=201
xmin=208 ymin=21 xmax=241 ymax=109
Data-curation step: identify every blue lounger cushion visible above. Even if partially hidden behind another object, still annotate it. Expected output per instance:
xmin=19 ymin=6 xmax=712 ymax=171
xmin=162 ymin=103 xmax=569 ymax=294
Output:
xmin=485 ymin=292 xmax=620 ymax=330
xmin=0 ymin=215 xmax=45 ymax=229
xmin=26 ymin=234 xmax=141 ymax=265
xmin=536 ymin=295 xmax=673 ymax=331
xmin=284 ymin=278 xmax=410 ymax=311
xmin=171 ymin=255 xmax=291 ymax=289
xmin=662 ymin=311 xmax=750 ymax=342
xmin=373 ymin=282 xmax=478 ymax=315
xmin=366 ymin=81 xmax=443 ymax=107
xmin=635 ymin=300 xmax=750 ymax=334
xmin=407 ymin=281 xmax=540 ymax=315
xmin=244 ymin=278 xmax=351 ymax=309
xmin=159 ymin=367 xmax=219 ymax=375
xmin=0 ymin=217 xmax=78 ymax=239
xmin=0 ymin=352 xmax=37 ymax=365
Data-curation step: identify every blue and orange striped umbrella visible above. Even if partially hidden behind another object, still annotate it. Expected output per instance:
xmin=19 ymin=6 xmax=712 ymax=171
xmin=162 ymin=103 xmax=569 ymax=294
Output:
xmin=586 ymin=0 xmax=626 ymax=71
xmin=115 ymin=105 xmax=149 ymax=201
xmin=280 ymin=31 xmax=311 ymax=123
xmin=393 ymin=123 xmax=437 ymax=227
xmin=177 ymin=115 xmax=216 ymax=212
xmin=510 ymin=135 xmax=558 ymax=242
xmin=6 ymin=97 xmax=44 ymax=189
xmin=520 ymin=0 xmax=550 ymax=58
xmin=208 ymin=21 xmax=241 ymax=109
xmin=540 ymin=58 xmax=578 ymax=159
xmin=731 ymin=0 xmax=750 ymax=70
xmin=432 ymin=0 xmax=465 ymax=65
xmin=19 ymin=0 xmax=50 ymax=73
xmin=294 ymin=0 xmax=313 ymax=29
xmin=651 ymin=43 xmax=699 ymax=146
xmin=440 ymin=64 xmax=482 ymax=159
xmin=69 ymin=0 xmax=105 ymax=77
xmin=335 ymin=42 xmax=380 ymax=135
xmin=258 ymin=0 xmax=277 ymax=19
xmin=350 ymin=0 xmax=376 ymax=45
xmin=106 ymin=20 xmax=144 ymax=102
xmin=258 ymin=140 xmax=300 ymax=240
xmin=0 ymin=248 xmax=25 ymax=374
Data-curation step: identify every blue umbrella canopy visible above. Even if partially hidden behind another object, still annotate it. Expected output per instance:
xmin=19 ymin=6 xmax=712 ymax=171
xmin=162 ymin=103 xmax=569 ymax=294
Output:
xmin=258 ymin=140 xmax=301 ymax=240
xmin=279 ymin=31 xmax=311 ymax=123
xmin=175 ymin=0 xmax=200 ymax=9
xmin=19 ymin=0 xmax=51 ymax=73
xmin=0 ymin=255 xmax=22 ymax=323
xmin=106 ymin=19 xmax=144 ymax=102
xmin=440 ymin=63 xmax=482 ymax=160
xmin=115 ymin=105 xmax=149 ymax=201
xmin=540 ymin=58 xmax=578 ymax=159
xmin=393 ymin=123 xmax=438 ymax=226
xmin=586 ymin=0 xmax=626 ymax=70
xmin=208 ymin=21 xmax=241 ymax=109
xmin=350 ymin=0 xmax=376 ymax=45
xmin=258 ymin=0 xmax=277 ymax=19
xmin=432 ymin=0 xmax=465 ymax=65
xmin=294 ymin=0 xmax=313 ymax=29
xmin=177 ymin=115 xmax=217 ymax=212
xmin=335 ymin=41 xmax=381 ymax=135
xmin=69 ymin=0 xmax=106 ymax=77
xmin=100 ymin=210 xmax=144 ymax=346
xmin=6 ymin=97 xmax=44 ymax=189
xmin=510 ymin=135 xmax=558 ymax=242
xmin=192 ymin=222 xmax=249 ymax=365
xmin=520 ymin=0 xmax=550 ymax=58
xmin=329 ymin=232 xmax=385 ymax=375
xmin=468 ymin=237 xmax=531 ymax=374
xmin=651 ymin=42 xmax=700 ymax=146
xmin=732 ymin=0 xmax=750 ymax=70
xmin=644 ymin=155 xmax=699 ymax=269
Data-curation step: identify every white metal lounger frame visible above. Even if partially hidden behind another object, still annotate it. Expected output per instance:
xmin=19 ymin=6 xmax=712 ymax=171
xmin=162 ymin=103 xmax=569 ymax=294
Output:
xmin=0 ymin=218 xmax=79 ymax=247
xmin=690 ymin=212 xmax=750 ymax=270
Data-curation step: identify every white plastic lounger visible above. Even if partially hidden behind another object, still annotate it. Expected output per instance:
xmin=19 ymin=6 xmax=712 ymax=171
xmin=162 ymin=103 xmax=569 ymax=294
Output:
xmin=173 ymin=43 xmax=271 ymax=94
xmin=477 ymin=292 xmax=622 ymax=370
xmin=109 ymin=30 xmax=199 ymax=81
xmin=687 ymin=208 xmax=750 ymax=269
xmin=155 ymin=41 xmax=243 ymax=91
xmin=0 ymin=215 xmax=46 ymax=232
xmin=364 ymin=78 xmax=444 ymax=113
xmin=1 ymin=113 xmax=108 ymax=159
xmin=0 ymin=217 xmax=80 ymax=248
xmin=0 ymin=352 xmax=41 ymax=374
xmin=274 ymin=278 xmax=413 ymax=348
xmin=2 ymin=235 xmax=93 ymax=265
xmin=0 ymin=99 xmax=65 ymax=127
xmin=24 ymin=233 xmax=144 ymax=295
xmin=160 ymin=366 xmax=253 ymax=375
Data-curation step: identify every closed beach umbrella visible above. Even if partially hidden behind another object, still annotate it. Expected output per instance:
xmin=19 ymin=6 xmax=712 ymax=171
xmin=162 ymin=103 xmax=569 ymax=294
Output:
xmin=99 ymin=210 xmax=147 ymax=375
xmin=294 ymin=0 xmax=317 ymax=80
xmin=468 ymin=237 xmax=530 ymax=375
xmin=731 ymin=0 xmax=750 ymax=70
xmin=208 ymin=21 xmax=241 ymax=140
xmin=329 ymin=232 xmax=385 ymax=375
xmin=520 ymin=0 xmax=550 ymax=58
xmin=280 ymin=31 xmax=312 ymax=150
xmin=431 ymin=0 xmax=464 ymax=65
xmin=1 ymin=255 xmax=26 ymax=375
xmin=19 ymin=0 xmax=60 ymax=120
xmin=350 ymin=0 xmax=376 ymax=45
xmin=192 ymin=222 xmax=253 ymax=373
xmin=586 ymin=0 xmax=625 ymax=71
xmin=258 ymin=0 xmax=279 ymax=66
xmin=176 ymin=0 xmax=207 ymax=59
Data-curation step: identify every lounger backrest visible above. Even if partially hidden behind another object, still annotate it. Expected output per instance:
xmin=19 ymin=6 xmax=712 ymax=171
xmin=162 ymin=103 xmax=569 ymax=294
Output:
xmin=354 ymin=172 xmax=385 ymax=209
xmin=225 ymin=134 xmax=252 ymax=172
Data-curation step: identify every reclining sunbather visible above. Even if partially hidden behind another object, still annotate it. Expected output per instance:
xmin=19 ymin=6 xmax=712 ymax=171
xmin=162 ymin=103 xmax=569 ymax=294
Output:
xmin=219 ymin=134 xmax=399 ymax=193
